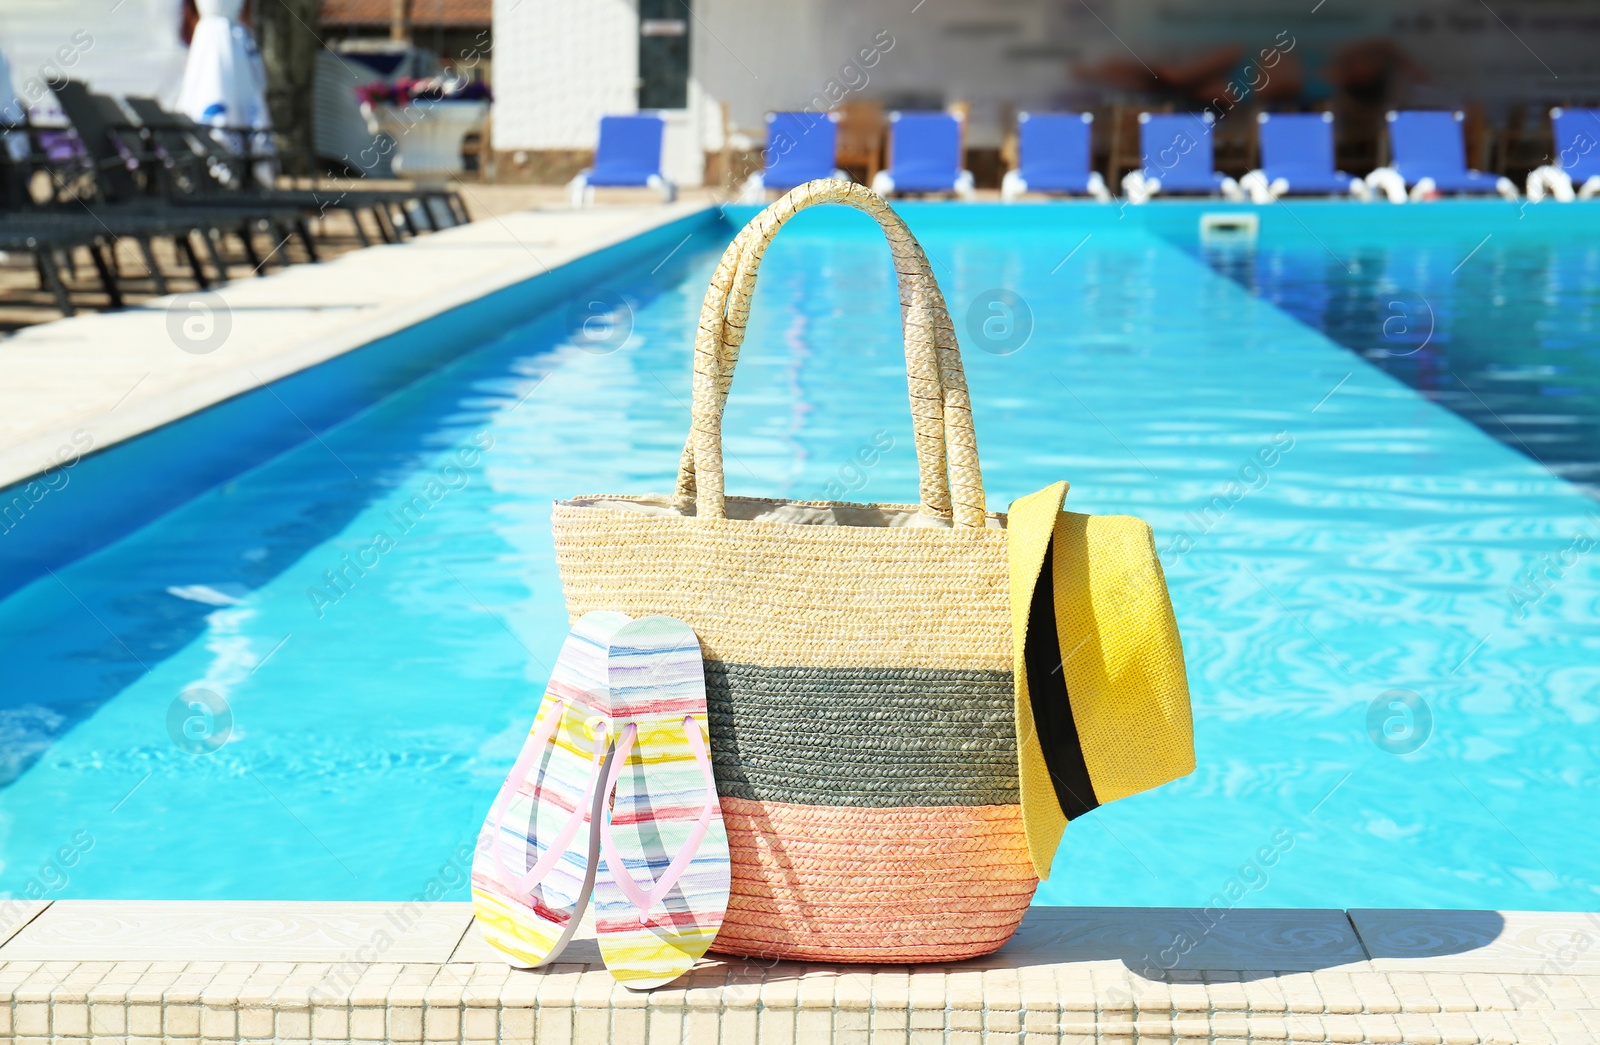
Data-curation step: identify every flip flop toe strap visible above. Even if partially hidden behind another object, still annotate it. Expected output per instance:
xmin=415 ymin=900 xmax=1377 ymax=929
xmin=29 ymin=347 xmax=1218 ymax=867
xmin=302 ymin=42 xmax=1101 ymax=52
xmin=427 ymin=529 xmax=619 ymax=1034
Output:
xmin=491 ymin=699 xmax=610 ymax=898
xmin=599 ymin=717 xmax=719 ymax=923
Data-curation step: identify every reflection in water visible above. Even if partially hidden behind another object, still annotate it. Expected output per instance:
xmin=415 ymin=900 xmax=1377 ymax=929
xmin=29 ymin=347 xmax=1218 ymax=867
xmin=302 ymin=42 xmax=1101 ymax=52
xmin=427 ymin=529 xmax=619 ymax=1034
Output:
xmin=1201 ymin=238 xmax=1600 ymax=498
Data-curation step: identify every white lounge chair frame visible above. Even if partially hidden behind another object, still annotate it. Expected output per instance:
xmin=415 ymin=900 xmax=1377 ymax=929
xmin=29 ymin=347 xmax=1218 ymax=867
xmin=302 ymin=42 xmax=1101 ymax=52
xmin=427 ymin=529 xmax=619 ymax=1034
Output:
xmin=1527 ymin=166 xmax=1600 ymax=202
xmin=1365 ymin=111 xmax=1518 ymax=203
xmin=1363 ymin=167 xmax=1517 ymax=204
xmin=1238 ymin=169 xmax=1372 ymax=204
xmin=1239 ymin=113 xmax=1372 ymax=203
xmin=999 ymin=169 xmax=1111 ymax=202
xmin=1526 ymin=109 xmax=1600 ymax=202
xmin=999 ymin=112 xmax=1112 ymax=202
xmin=1120 ymin=168 xmax=1243 ymax=204
xmin=567 ymin=171 xmax=676 ymax=208
xmin=1119 ymin=112 xmax=1243 ymax=204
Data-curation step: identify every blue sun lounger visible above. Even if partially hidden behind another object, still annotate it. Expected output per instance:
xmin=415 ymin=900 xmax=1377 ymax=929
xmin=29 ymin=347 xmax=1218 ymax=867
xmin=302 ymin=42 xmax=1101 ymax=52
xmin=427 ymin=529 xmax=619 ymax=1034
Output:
xmin=1527 ymin=107 xmax=1600 ymax=202
xmin=1242 ymin=112 xmax=1369 ymax=202
xmin=870 ymin=111 xmax=974 ymax=198
xmin=742 ymin=111 xmax=848 ymax=200
xmin=1123 ymin=112 xmax=1241 ymax=203
xmin=568 ymin=115 xmax=675 ymax=206
xmin=1000 ymin=112 xmax=1110 ymax=202
xmin=1368 ymin=111 xmax=1516 ymax=202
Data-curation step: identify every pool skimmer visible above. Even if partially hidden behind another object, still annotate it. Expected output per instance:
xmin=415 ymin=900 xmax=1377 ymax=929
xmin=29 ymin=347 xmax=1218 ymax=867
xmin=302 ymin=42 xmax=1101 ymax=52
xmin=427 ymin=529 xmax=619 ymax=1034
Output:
xmin=1200 ymin=211 xmax=1260 ymax=243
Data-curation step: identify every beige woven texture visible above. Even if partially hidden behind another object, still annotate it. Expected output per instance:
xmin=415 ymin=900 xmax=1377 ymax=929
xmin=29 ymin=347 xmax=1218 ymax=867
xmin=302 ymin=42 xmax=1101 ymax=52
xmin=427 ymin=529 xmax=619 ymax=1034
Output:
xmin=552 ymin=505 xmax=1011 ymax=671
xmin=551 ymin=181 xmax=1035 ymax=962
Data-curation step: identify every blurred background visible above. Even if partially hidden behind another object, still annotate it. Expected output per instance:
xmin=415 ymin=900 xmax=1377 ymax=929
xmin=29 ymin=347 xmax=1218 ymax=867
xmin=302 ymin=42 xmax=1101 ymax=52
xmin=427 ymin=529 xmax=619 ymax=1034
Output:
xmin=2 ymin=0 xmax=1597 ymax=188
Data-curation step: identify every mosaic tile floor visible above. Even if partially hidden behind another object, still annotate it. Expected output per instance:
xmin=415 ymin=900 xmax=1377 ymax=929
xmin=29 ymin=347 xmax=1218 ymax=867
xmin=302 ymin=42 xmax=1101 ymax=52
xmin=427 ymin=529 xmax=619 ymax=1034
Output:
xmin=2 ymin=902 xmax=1596 ymax=1043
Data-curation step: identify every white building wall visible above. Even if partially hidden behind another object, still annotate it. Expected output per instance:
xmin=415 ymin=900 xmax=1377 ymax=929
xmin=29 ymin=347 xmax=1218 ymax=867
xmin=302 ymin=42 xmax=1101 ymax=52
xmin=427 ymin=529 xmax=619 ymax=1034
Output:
xmin=490 ymin=0 xmax=638 ymax=152
xmin=492 ymin=0 xmax=717 ymax=186
xmin=491 ymin=0 xmax=1085 ymax=164
xmin=491 ymin=0 xmax=1600 ymax=175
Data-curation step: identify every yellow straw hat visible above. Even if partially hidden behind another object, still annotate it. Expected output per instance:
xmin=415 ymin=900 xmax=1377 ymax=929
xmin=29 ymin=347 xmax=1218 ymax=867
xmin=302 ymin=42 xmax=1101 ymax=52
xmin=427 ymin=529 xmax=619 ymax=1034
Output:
xmin=1008 ymin=482 xmax=1196 ymax=879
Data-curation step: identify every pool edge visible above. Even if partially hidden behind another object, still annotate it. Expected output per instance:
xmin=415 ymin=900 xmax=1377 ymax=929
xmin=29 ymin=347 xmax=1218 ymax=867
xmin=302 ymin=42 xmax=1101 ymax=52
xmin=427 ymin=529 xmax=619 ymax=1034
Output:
xmin=0 ymin=201 xmax=716 ymax=493
xmin=1 ymin=900 xmax=1594 ymax=1043
xmin=0 ymin=202 xmax=721 ymax=601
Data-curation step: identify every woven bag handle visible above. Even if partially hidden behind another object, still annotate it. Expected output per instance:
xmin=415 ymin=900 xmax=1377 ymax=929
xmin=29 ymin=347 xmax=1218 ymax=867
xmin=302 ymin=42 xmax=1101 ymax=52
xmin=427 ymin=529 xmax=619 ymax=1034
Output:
xmin=673 ymin=179 xmax=987 ymax=528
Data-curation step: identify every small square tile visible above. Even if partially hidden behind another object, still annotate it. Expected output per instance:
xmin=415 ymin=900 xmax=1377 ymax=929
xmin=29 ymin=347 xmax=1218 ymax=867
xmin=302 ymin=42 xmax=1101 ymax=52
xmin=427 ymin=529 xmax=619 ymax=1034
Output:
xmin=462 ymin=1006 xmax=498 ymax=1040
xmin=89 ymin=1001 xmax=127 ymax=1035
xmin=275 ymin=1007 xmax=311 ymax=1039
xmin=165 ymin=1004 xmax=203 ymax=1036
xmin=1393 ymin=1012 xmax=1445 ymax=1044
xmin=795 ymin=970 xmax=836 ymax=1010
xmin=795 ymin=1008 xmax=831 ymax=1043
xmin=681 ymin=1008 xmax=719 ymax=1043
xmin=948 ymin=1008 xmax=983 ymax=1031
xmin=425 ymin=1003 xmax=462 ymax=1041
xmin=645 ymin=1007 xmax=680 ymax=1044
xmin=51 ymin=1001 xmax=90 ymax=1035
xmin=500 ymin=1006 xmax=535 ymax=1041
xmin=612 ymin=1008 xmax=648 ymax=1044
xmin=387 ymin=1003 xmax=423 ymax=1042
xmin=124 ymin=1004 xmax=161 ymax=1037
xmin=350 ymin=1005 xmax=387 ymax=1041
xmin=756 ymin=1004 xmax=794 ymax=1045
xmin=719 ymin=1005 xmax=758 ymax=1045
xmin=236 ymin=1006 xmax=275 ymax=1039
xmin=571 ymin=1005 xmax=610 ymax=1045
xmin=199 ymin=1005 xmax=236 ymax=1038
xmin=311 ymin=1004 xmax=349 ymax=1039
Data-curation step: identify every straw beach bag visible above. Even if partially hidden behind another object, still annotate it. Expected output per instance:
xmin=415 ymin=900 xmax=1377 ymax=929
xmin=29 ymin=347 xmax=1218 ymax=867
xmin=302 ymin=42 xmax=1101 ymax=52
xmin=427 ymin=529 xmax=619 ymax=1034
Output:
xmin=552 ymin=181 xmax=1037 ymax=962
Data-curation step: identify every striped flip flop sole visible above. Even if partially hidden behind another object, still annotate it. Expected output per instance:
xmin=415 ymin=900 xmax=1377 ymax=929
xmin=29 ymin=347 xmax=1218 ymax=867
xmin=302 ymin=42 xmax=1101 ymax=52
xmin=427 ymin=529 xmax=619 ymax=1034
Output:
xmin=594 ymin=615 xmax=730 ymax=989
xmin=471 ymin=610 xmax=631 ymax=967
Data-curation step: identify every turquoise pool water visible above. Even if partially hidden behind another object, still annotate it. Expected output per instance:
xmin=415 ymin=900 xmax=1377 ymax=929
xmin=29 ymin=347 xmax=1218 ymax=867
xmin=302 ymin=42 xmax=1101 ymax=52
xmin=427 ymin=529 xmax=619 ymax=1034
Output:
xmin=2 ymin=202 xmax=1597 ymax=911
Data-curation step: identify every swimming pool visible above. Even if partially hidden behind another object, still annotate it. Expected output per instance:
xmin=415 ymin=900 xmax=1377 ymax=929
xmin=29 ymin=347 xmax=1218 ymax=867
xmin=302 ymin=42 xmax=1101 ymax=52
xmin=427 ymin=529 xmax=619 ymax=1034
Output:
xmin=1 ymin=200 xmax=1596 ymax=912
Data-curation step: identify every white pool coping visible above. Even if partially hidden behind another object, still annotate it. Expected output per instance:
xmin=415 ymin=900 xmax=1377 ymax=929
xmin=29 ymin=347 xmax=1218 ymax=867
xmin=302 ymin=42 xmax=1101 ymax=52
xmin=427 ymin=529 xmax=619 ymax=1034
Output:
xmin=0 ymin=201 xmax=712 ymax=492
xmin=1 ymin=900 xmax=1596 ymax=1043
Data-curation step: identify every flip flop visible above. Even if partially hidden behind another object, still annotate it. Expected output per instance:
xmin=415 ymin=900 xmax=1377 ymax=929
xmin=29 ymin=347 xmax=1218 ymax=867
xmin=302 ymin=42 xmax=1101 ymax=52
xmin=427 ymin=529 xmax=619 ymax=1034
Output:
xmin=470 ymin=610 xmax=630 ymax=968
xmin=592 ymin=615 xmax=730 ymax=989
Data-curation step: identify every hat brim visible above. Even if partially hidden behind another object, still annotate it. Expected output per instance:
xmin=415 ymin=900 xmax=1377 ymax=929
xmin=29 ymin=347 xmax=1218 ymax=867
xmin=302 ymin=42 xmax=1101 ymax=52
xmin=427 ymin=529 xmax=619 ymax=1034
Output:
xmin=1008 ymin=484 xmax=1196 ymax=879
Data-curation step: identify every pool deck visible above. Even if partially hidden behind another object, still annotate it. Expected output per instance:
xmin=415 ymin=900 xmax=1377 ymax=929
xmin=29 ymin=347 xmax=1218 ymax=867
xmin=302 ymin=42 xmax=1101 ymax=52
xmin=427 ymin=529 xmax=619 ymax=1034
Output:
xmin=0 ymin=199 xmax=712 ymax=491
xmin=0 ymin=902 xmax=1596 ymax=1043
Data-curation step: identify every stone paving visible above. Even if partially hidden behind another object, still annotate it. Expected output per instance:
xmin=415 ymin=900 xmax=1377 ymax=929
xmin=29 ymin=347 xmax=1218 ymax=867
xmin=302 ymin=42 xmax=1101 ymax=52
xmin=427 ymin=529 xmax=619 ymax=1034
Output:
xmin=1 ymin=901 xmax=1597 ymax=1043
